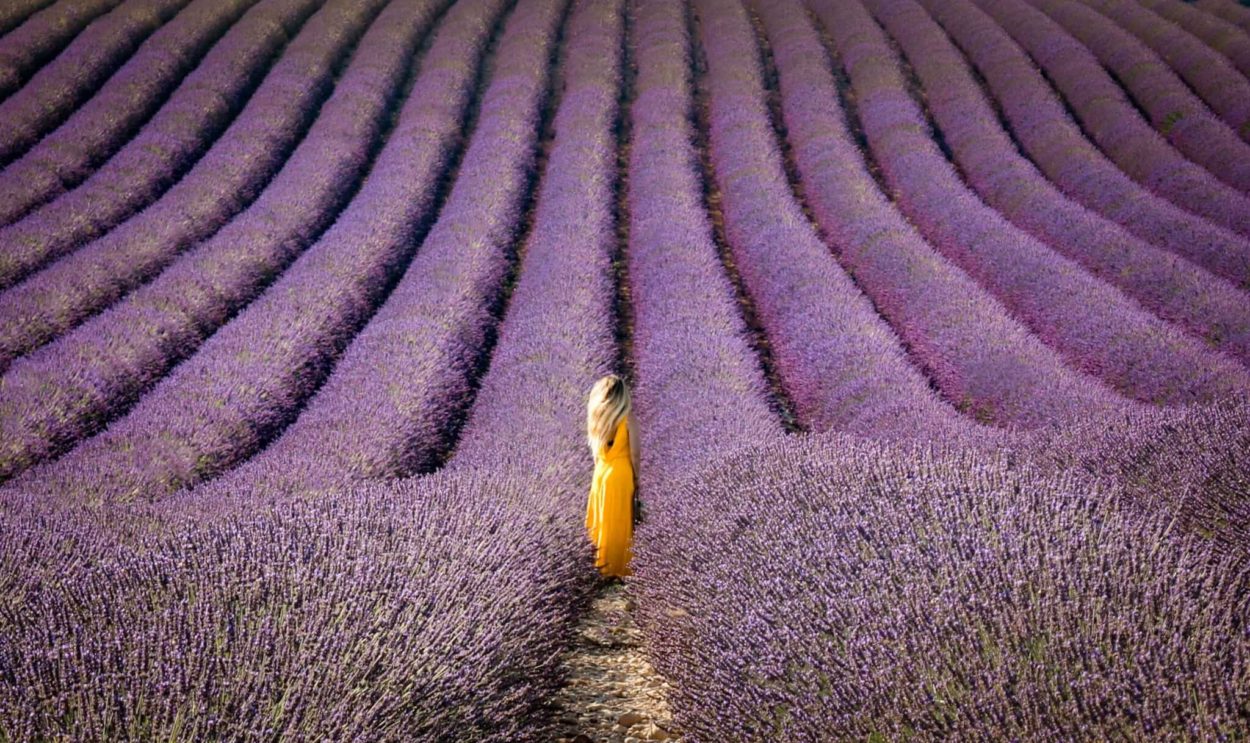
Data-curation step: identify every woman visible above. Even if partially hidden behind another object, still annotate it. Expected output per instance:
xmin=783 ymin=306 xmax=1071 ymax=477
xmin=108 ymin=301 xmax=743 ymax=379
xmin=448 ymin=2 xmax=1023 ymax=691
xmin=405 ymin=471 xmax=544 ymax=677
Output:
xmin=584 ymin=374 xmax=639 ymax=578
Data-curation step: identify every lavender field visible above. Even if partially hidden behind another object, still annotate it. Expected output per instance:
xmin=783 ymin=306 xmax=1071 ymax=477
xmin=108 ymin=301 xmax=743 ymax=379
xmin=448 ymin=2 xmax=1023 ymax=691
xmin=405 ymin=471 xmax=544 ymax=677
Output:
xmin=0 ymin=0 xmax=1248 ymax=739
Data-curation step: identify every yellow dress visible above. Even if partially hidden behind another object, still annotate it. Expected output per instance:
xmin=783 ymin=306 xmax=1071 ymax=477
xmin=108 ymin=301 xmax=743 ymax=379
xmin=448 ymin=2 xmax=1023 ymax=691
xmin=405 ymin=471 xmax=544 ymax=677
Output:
xmin=585 ymin=417 xmax=634 ymax=577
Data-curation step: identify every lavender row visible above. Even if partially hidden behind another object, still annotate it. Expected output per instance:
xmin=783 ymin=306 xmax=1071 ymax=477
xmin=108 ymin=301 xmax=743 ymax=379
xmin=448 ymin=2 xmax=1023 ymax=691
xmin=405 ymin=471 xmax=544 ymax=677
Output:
xmin=813 ymin=0 xmax=1250 ymax=406
xmin=4 ymin=0 xmax=513 ymax=507
xmin=1196 ymin=0 xmax=1250 ymax=34
xmin=0 ymin=0 xmax=193 ymax=166
xmin=0 ymin=0 xmax=55 ymax=37
xmin=0 ymin=467 xmax=598 ymax=740
xmin=0 ymin=0 xmax=445 ymax=483
xmin=971 ymin=0 xmax=1250 ymax=242
xmin=625 ymin=0 xmax=780 ymax=487
xmin=1135 ymin=0 xmax=1250 ymax=103
xmin=1077 ymin=0 xmax=1250 ymax=144
xmin=448 ymin=0 xmax=620 ymax=475
xmin=869 ymin=0 xmax=1250 ymax=366
xmin=216 ymin=0 xmax=570 ymax=495
xmin=755 ymin=0 xmax=1116 ymax=431
xmin=0 ymin=0 xmax=379 ymax=371
xmin=920 ymin=0 xmax=1250 ymax=294
xmin=1027 ymin=0 xmax=1250 ymax=191
xmin=0 ymin=0 xmax=257 ymax=226
xmin=0 ymin=0 xmax=122 ymax=98
xmin=0 ymin=0 xmax=319 ymax=291
xmin=630 ymin=409 xmax=1250 ymax=739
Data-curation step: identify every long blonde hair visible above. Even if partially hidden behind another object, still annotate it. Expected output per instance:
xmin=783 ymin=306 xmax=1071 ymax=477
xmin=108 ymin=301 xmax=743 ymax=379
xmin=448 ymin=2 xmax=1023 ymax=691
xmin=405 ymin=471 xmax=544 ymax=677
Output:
xmin=586 ymin=374 xmax=632 ymax=455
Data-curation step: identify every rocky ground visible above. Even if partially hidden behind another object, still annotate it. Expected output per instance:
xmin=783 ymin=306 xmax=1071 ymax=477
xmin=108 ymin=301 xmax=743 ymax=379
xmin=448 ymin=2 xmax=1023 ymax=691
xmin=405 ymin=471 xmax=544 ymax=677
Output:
xmin=550 ymin=580 xmax=681 ymax=743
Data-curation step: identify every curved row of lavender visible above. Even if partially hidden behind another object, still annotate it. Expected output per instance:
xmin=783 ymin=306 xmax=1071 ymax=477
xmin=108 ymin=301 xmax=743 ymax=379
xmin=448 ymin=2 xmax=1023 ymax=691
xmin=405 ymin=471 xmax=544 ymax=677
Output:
xmin=1026 ymin=0 xmax=1250 ymax=191
xmin=1077 ymin=0 xmax=1250 ymax=142
xmin=918 ymin=0 xmax=1250 ymax=296
xmin=756 ymin=0 xmax=1123 ymax=430
xmin=0 ymin=0 xmax=447 ymax=483
xmin=0 ymin=0 xmax=320 ymax=291
xmin=213 ymin=0 xmax=568 ymax=494
xmin=1 ymin=0 xmax=627 ymax=735
xmin=1197 ymin=0 xmax=1250 ymax=33
xmin=812 ymin=0 xmax=1250 ymax=406
xmin=970 ymin=0 xmax=1250 ymax=244
xmin=0 ymin=0 xmax=382 ymax=369
xmin=0 ymin=0 xmax=257 ymax=226
xmin=1140 ymin=0 xmax=1250 ymax=80
xmin=0 ymin=0 xmax=193 ymax=165
xmin=696 ymin=0 xmax=1037 ymax=437
xmin=0 ymin=0 xmax=123 ymax=98
xmin=2 ymin=0 xmax=516 ymax=508
xmin=868 ymin=0 xmax=1250 ymax=365
xmin=622 ymin=0 xmax=781 ymax=490
xmin=627 ymin=0 xmax=1250 ymax=737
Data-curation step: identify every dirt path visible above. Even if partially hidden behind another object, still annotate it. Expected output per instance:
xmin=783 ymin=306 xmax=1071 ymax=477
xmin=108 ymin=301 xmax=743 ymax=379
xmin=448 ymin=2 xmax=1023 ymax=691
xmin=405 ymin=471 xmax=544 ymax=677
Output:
xmin=551 ymin=580 xmax=681 ymax=743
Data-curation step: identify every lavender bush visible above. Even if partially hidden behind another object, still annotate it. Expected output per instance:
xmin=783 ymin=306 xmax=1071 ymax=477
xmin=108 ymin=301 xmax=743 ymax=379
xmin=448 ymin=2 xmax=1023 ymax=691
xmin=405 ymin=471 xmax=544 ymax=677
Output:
xmin=0 ymin=467 xmax=598 ymax=740
xmin=0 ymin=0 xmax=319 ymax=291
xmin=0 ymin=0 xmax=256 ymax=226
xmin=919 ymin=0 xmax=1250 ymax=294
xmin=811 ymin=0 xmax=1250 ymax=405
xmin=0 ymin=0 xmax=446 ymax=483
xmin=866 ymin=0 xmax=1250 ymax=365
xmin=971 ymin=0 xmax=1250 ymax=243
xmin=0 ymin=0 xmax=123 ymax=98
xmin=1074 ymin=0 xmax=1250 ymax=143
xmin=0 ymin=0 xmax=193 ymax=165
xmin=631 ymin=424 xmax=1250 ymax=740
xmin=0 ymin=0 xmax=380 ymax=369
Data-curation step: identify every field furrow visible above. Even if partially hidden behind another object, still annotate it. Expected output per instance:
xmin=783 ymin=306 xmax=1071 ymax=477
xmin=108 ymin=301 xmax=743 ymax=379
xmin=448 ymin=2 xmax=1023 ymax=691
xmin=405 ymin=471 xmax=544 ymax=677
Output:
xmin=0 ymin=0 xmax=194 ymax=166
xmin=0 ymin=0 xmax=447 ymax=483
xmin=0 ymin=0 xmax=375 ymax=369
xmin=0 ymin=0 xmax=320 ymax=291
xmin=872 ymin=0 xmax=1250 ymax=366
xmin=0 ymin=0 xmax=258 ymax=227
xmin=813 ymin=0 xmax=1250 ymax=406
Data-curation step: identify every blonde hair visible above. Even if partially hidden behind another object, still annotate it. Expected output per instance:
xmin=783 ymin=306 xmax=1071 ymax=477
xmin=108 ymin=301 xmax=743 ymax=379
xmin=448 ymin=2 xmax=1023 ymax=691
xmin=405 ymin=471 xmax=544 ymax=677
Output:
xmin=586 ymin=374 xmax=632 ymax=454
